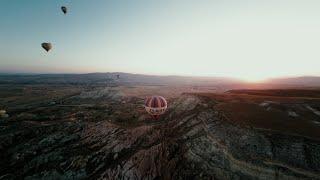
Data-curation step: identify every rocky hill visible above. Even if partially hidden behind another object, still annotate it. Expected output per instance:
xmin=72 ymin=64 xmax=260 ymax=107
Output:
xmin=0 ymin=94 xmax=319 ymax=179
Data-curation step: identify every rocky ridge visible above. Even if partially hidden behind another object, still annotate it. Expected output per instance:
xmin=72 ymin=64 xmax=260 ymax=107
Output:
xmin=0 ymin=94 xmax=319 ymax=179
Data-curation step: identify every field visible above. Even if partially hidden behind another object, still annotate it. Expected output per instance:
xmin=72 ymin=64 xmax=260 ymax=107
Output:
xmin=196 ymin=89 xmax=320 ymax=140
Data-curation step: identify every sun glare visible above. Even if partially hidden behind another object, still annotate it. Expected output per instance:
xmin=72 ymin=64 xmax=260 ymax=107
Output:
xmin=239 ymin=75 xmax=268 ymax=83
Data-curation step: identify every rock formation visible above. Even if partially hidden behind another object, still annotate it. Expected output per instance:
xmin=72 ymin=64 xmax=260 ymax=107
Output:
xmin=0 ymin=94 xmax=319 ymax=179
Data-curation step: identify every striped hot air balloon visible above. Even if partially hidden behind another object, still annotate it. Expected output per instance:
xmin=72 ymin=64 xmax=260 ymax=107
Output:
xmin=144 ymin=96 xmax=167 ymax=119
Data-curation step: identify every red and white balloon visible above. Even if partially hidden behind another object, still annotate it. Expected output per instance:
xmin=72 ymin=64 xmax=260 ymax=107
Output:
xmin=144 ymin=96 xmax=167 ymax=119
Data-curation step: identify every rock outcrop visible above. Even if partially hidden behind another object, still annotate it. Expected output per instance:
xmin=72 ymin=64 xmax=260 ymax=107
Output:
xmin=0 ymin=94 xmax=319 ymax=179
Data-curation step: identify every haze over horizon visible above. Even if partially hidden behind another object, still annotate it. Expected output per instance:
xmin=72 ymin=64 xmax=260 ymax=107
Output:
xmin=1 ymin=0 xmax=320 ymax=81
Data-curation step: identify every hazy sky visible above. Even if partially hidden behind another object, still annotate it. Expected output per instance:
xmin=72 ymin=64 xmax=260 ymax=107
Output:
xmin=1 ymin=0 xmax=320 ymax=81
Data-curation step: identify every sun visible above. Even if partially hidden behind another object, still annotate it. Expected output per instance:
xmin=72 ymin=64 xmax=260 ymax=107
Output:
xmin=240 ymin=75 xmax=267 ymax=83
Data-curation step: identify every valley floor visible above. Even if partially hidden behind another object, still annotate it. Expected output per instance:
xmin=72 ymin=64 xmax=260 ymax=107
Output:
xmin=0 ymin=85 xmax=319 ymax=179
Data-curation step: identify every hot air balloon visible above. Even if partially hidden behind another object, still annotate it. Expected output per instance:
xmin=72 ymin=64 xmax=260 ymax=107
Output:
xmin=41 ymin=43 xmax=52 ymax=52
xmin=144 ymin=96 xmax=167 ymax=119
xmin=61 ymin=6 xmax=67 ymax=14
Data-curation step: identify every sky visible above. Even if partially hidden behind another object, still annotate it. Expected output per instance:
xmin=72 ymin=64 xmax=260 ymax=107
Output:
xmin=1 ymin=0 xmax=320 ymax=81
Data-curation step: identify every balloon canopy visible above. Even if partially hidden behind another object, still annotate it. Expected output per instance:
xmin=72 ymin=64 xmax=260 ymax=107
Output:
xmin=144 ymin=96 xmax=167 ymax=119
xmin=41 ymin=43 xmax=52 ymax=52
xmin=61 ymin=6 xmax=67 ymax=14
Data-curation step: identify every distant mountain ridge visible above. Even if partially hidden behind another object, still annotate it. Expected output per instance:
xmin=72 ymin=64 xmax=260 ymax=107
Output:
xmin=266 ymin=76 xmax=320 ymax=86
xmin=0 ymin=73 xmax=242 ymax=86
xmin=0 ymin=73 xmax=320 ymax=87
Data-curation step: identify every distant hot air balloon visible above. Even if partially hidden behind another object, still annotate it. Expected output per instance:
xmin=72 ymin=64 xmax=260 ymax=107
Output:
xmin=144 ymin=96 xmax=167 ymax=119
xmin=41 ymin=43 xmax=52 ymax=52
xmin=61 ymin=6 xmax=67 ymax=14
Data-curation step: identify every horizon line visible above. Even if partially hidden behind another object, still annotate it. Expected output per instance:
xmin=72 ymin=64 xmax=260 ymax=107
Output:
xmin=1 ymin=71 xmax=320 ymax=81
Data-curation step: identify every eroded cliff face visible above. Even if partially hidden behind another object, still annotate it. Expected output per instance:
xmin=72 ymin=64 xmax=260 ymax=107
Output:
xmin=0 ymin=95 xmax=319 ymax=179
xmin=178 ymin=96 xmax=320 ymax=180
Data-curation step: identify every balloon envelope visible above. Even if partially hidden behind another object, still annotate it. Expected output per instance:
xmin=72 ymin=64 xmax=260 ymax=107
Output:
xmin=144 ymin=96 xmax=167 ymax=119
xmin=61 ymin=6 xmax=67 ymax=14
xmin=41 ymin=43 xmax=52 ymax=52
